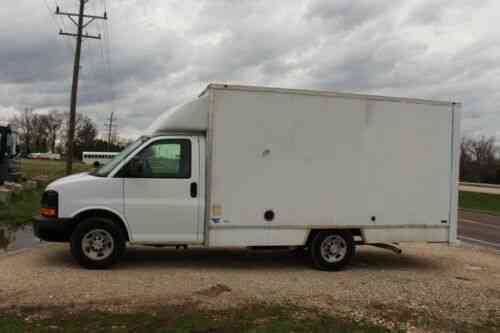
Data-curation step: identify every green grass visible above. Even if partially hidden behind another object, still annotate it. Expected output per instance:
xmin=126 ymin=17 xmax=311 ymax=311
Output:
xmin=0 ymin=188 xmax=43 ymax=226
xmin=368 ymin=301 xmax=500 ymax=333
xmin=1 ymin=302 xmax=498 ymax=333
xmin=459 ymin=191 xmax=500 ymax=215
xmin=18 ymin=159 xmax=92 ymax=182
xmin=0 ymin=303 xmax=393 ymax=333
xmin=0 ymin=160 xmax=93 ymax=227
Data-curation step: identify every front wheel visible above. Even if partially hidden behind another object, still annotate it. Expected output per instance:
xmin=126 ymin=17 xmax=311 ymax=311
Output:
xmin=310 ymin=230 xmax=355 ymax=271
xmin=70 ymin=217 xmax=126 ymax=269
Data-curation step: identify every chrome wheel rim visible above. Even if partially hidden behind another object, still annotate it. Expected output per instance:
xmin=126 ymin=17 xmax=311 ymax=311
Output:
xmin=81 ymin=229 xmax=114 ymax=261
xmin=320 ymin=235 xmax=347 ymax=263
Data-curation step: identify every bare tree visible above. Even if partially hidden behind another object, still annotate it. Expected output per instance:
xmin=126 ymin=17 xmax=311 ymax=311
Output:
xmin=46 ymin=111 xmax=64 ymax=153
xmin=58 ymin=112 xmax=83 ymax=155
xmin=76 ymin=116 xmax=98 ymax=148
xmin=10 ymin=109 xmax=99 ymax=158
xmin=31 ymin=114 xmax=50 ymax=152
xmin=10 ymin=108 xmax=35 ymax=155
xmin=58 ymin=113 xmax=98 ymax=159
xmin=460 ymin=136 xmax=498 ymax=183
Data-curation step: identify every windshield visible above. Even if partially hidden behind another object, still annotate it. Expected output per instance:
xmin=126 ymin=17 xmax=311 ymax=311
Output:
xmin=92 ymin=137 xmax=148 ymax=177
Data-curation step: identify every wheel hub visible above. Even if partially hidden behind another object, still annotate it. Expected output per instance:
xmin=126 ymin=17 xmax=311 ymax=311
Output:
xmin=92 ymin=238 xmax=104 ymax=251
xmin=320 ymin=235 xmax=347 ymax=263
xmin=82 ymin=229 xmax=114 ymax=261
xmin=329 ymin=243 xmax=339 ymax=254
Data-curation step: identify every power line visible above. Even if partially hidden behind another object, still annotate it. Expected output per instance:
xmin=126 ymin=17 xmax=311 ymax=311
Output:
xmin=89 ymin=0 xmax=115 ymax=119
xmin=42 ymin=0 xmax=75 ymax=119
xmin=95 ymin=0 xmax=112 ymax=111
xmin=103 ymin=24 xmax=115 ymax=109
xmin=102 ymin=0 xmax=116 ymax=127
xmin=42 ymin=0 xmax=74 ymax=56
xmin=56 ymin=0 xmax=107 ymax=175
xmin=53 ymin=0 xmax=72 ymax=42
xmin=71 ymin=0 xmax=117 ymax=149
xmin=90 ymin=0 xmax=116 ymax=140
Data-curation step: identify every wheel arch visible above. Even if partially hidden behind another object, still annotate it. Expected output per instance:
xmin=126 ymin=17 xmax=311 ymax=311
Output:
xmin=71 ymin=208 xmax=130 ymax=241
xmin=305 ymin=228 xmax=362 ymax=247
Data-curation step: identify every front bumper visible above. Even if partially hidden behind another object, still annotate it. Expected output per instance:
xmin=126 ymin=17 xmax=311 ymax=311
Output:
xmin=33 ymin=216 xmax=73 ymax=242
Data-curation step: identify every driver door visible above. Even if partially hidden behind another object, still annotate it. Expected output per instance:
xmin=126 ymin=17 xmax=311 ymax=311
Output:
xmin=121 ymin=137 xmax=201 ymax=243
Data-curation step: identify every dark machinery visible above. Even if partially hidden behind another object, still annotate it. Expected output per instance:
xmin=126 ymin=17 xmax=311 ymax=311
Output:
xmin=0 ymin=123 xmax=17 ymax=184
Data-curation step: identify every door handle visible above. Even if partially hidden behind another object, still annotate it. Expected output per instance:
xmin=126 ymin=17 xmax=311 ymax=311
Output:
xmin=190 ymin=182 xmax=198 ymax=198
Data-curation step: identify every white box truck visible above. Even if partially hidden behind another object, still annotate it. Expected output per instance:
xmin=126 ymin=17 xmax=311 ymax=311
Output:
xmin=33 ymin=84 xmax=461 ymax=270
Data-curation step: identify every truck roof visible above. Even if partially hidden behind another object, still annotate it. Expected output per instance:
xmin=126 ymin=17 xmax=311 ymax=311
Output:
xmin=200 ymin=83 xmax=460 ymax=107
xmin=149 ymin=83 xmax=460 ymax=135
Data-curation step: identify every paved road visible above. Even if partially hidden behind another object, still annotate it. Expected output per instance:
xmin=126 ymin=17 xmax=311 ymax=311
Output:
xmin=458 ymin=210 xmax=500 ymax=249
xmin=460 ymin=185 xmax=500 ymax=195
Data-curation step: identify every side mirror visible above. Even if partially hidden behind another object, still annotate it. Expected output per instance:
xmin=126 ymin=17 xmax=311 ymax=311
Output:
xmin=93 ymin=161 xmax=101 ymax=168
xmin=128 ymin=157 xmax=144 ymax=178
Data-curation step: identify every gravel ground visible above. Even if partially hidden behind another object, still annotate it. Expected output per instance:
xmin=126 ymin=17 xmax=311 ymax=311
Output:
xmin=0 ymin=243 xmax=499 ymax=327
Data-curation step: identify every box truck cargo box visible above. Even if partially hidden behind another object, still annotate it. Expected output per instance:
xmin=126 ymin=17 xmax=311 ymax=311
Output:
xmin=33 ymin=84 xmax=461 ymax=270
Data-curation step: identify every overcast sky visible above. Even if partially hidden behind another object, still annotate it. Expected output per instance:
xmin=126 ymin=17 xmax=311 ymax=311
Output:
xmin=1 ymin=0 xmax=499 ymax=139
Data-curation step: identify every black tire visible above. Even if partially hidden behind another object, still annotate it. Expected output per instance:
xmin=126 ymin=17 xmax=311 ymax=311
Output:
xmin=310 ymin=230 xmax=355 ymax=271
xmin=70 ymin=217 xmax=126 ymax=269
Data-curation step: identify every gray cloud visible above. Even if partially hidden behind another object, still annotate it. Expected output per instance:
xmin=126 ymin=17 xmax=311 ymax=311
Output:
xmin=1 ymin=0 xmax=500 ymax=140
xmin=305 ymin=0 xmax=395 ymax=30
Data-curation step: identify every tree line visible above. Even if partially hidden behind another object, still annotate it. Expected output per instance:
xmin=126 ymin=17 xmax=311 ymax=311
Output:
xmin=10 ymin=109 xmax=124 ymax=160
xmin=460 ymin=136 xmax=500 ymax=184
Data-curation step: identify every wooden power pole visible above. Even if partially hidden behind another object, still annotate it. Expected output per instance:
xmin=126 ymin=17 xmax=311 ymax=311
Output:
xmin=56 ymin=1 xmax=107 ymax=175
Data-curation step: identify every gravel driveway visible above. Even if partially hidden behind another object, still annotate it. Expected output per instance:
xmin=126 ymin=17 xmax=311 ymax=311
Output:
xmin=0 ymin=243 xmax=499 ymax=327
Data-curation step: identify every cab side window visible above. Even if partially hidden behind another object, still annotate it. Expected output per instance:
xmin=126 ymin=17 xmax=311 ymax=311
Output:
xmin=124 ymin=139 xmax=191 ymax=179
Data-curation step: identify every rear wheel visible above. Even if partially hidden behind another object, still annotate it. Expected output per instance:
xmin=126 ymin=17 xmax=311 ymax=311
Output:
xmin=310 ymin=230 xmax=355 ymax=271
xmin=70 ymin=217 xmax=126 ymax=269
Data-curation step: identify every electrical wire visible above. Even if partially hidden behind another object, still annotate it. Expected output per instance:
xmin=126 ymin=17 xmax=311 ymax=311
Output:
xmin=42 ymin=0 xmax=75 ymax=56
xmin=102 ymin=0 xmax=116 ymax=121
xmin=93 ymin=0 xmax=116 ymax=138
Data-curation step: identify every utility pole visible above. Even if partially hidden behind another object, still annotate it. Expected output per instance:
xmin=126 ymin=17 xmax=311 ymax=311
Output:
xmin=56 ymin=1 xmax=107 ymax=175
xmin=104 ymin=111 xmax=116 ymax=150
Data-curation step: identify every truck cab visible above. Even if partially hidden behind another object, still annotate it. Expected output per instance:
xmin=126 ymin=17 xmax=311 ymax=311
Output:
xmin=34 ymin=134 xmax=205 ymax=268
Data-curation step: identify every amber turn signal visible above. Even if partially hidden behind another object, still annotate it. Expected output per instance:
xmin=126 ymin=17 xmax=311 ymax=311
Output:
xmin=40 ymin=207 xmax=57 ymax=218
